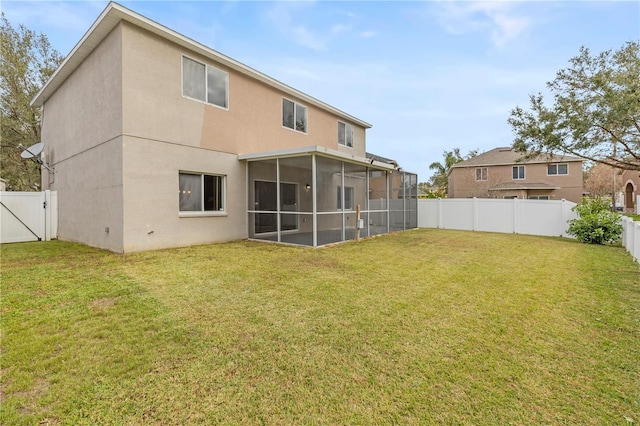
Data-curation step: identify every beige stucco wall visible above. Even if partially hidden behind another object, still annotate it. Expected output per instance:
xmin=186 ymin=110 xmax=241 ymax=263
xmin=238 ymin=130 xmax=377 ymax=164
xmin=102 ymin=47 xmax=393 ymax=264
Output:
xmin=120 ymin=22 xmax=367 ymax=158
xmin=39 ymin=20 xmax=373 ymax=253
xmin=40 ymin=25 xmax=124 ymax=252
xmin=121 ymin=136 xmax=246 ymax=252
xmin=449 ymin=162 xmax=583 ymax=203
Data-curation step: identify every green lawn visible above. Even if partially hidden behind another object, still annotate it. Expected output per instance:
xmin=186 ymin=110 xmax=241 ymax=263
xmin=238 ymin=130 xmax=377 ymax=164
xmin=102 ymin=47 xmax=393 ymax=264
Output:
xmin=2 ymin=230 xmax=639 ymax=425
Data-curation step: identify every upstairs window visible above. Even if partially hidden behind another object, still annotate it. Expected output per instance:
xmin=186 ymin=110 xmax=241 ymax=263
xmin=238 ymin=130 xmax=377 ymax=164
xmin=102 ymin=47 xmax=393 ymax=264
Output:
xmin=182 ymin=56 xmax=228 ymax=108
xmin=512 ymin=165 xmax=525 ymax=180
xmin=338 ymin=122 xmax=354 ymax=148
xmin=282 ymin=98 xmax=307 ymax=133
xmin=179 ymin=172 xmax=225 ymax=213
xmin=547 ymin=163 xmax=568 ymax=175
xmin=475 ymin=167 xmax=488 ymax=181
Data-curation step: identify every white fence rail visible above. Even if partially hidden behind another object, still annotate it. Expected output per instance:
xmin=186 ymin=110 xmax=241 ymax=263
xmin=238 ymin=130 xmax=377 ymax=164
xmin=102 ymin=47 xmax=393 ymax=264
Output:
xmin=418 ymin=198 xmax=577 ymax=237
xmin=621 ymin=217 xmax=640 ymax=263
xmin=0 ymin=191 xmax=58 ymax=243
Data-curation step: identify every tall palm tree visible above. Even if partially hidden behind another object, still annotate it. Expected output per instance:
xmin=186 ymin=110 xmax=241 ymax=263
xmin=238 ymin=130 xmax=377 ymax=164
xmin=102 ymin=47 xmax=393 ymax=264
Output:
xmin=428 ymin=148 xmax=464 ymax=193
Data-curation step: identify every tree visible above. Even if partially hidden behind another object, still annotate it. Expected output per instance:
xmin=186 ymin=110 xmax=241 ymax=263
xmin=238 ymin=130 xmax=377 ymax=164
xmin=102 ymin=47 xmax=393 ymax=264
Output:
xmin=428 ymin=148 xmax=478 ymax=195
xmin=0 ymin=13 xmax=63 ymax=191
xmin=584 ymin=162 xmax=623 ymax=199
xmin=508 ymin=41 xmax=640 ymax=171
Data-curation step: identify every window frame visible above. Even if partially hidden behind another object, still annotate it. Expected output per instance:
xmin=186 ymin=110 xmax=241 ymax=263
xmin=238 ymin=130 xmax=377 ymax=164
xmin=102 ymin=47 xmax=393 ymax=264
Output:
xmin=528 ymin=195 xmax=550 ymax=200
xmin=512 ymin=165 xmax=525 ymax=180
xmin=282 ymin=98 xmax=308 ymax=133
xmin=178 ymin=171 xmax=226 ymax=217
xmin=337 ymin=121 xmax=354 ymax=148
xmin=547 ymin=163 xmax=568 ymax=176
xmin=475 ymin=167 xmax=488 ymax=181
xmin=337 ymin=186 xmax=355 ymax=211
xmin=181 ymin=55 xmax=229 ymax=110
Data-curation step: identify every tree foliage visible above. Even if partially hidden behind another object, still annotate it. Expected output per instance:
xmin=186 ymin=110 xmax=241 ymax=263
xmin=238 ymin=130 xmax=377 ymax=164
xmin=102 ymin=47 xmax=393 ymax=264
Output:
xmin=428 ymin=148 xmax=478 ymax=194
xmin=0 ymin=13 xmax=63 ymax=191
xmin=583 ymin=162 xmax=623 ymax=199
xmin=509 ymin=41 xmax=640 ymax=171
xmin=567 ymin=197 xmax=622 ymax=244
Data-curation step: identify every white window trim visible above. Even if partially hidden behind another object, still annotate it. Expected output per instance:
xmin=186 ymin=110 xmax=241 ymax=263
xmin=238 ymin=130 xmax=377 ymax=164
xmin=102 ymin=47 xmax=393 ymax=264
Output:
xmin=475 ymin=167 xmax=488 ymax=181
xmin=338 ymin=121 xmax=354 ymax=148
xmin=512 ymin=165 xmax=525 ymax=180
xmin=282 ymin=97 xmax=308 ymax=134
xmin=181 ymin=55 xmax=229 ymax=111
xmin=178 ymin=171 xmax=226 ymax=216
xmin=547 ymin=163 xmax=569 ymax=176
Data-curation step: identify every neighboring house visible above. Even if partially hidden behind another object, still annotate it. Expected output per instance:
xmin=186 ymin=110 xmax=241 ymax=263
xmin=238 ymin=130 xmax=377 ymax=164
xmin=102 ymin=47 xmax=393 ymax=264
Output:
xmin=621 ymin=168 xmax=640 ymax=213
xmin=30 ymin=2 xmax=417 ymax=253
xmin=447 ymin=147 xmax=583 ymax=203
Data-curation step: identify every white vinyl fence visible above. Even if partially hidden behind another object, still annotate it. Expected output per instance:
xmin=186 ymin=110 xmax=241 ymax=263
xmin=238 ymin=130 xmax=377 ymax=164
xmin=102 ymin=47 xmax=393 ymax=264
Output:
xmin=418 ymin=198 xmax=577 ymax=237
xmin=0 ymin=191 xmax=58 ymax=243
xmin=621 ymin=216 xmax=640 ymax=263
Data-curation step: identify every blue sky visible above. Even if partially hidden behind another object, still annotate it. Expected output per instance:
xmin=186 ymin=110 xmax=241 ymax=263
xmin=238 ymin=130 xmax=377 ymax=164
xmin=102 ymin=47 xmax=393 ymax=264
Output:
xmin=4 ymin=1 xmax=639 ymax=182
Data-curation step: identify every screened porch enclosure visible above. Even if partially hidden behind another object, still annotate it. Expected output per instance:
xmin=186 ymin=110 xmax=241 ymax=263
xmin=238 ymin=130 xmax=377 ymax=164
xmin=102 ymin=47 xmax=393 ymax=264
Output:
xmin=244 ymin=151 xmax=417 ymax=247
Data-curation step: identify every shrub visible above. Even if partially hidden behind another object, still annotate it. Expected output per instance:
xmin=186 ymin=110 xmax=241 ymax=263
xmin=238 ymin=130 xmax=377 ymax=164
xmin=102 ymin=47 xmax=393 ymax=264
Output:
xmin=567 ymin=197 xmax=622 ymax=244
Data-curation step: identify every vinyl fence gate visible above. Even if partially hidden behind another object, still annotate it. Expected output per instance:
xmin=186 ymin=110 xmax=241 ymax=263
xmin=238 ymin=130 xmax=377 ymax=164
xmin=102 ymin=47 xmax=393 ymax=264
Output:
xmin=0 ymin=191 xmax=58 ymax=243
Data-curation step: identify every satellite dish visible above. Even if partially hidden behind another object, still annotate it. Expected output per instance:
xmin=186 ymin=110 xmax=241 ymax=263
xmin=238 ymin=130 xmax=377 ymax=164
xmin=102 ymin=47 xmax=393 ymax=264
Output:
xmin=20 ymin=142 xmax=45 ymax=159
xmin=18 ymin=142 xmax=54 ymax=174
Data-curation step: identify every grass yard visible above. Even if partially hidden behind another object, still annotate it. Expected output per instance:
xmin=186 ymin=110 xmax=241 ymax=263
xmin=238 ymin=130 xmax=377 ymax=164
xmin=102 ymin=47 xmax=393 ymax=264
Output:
xmin=2 ymin=229 xmax=639 ymax=425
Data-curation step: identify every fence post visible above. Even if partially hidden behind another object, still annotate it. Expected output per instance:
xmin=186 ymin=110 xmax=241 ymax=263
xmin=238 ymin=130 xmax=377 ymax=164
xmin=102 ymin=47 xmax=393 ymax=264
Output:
xmin=44 ymin=190 xmax=51 ymax=241
xmin=630 ymin=222 xmax=640 ymax=263
xmin=513 ymin=198 xmax=519 ymax=234
xmin=437 ymin=198 xmax=443 ymax=229
xmin=472 ymin=197 xmax=478 ymax=231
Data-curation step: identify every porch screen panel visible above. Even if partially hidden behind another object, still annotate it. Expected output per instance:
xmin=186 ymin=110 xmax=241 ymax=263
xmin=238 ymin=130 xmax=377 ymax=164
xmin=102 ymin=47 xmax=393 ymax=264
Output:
xmin=369 ymin=212 xmax=388 ymax=236
xmin=389 ymin=171 xmax=405 ymax=231
xmin=316 ymin=156 xmax=342 ymax=212
xmin=317 ymin=213 xmax=343 ymax=246
xmin=279 ymin=156 xmax=312 ymax=213
xmin=405 ymin=172 xmax=418 ymax=229
xmin=344 ymin=163 xmax=367 ymax=212
xmin=249 ymin=160 xmax=277 ymax=239
xmin=368 ymin=170 xmax=388 ymax=211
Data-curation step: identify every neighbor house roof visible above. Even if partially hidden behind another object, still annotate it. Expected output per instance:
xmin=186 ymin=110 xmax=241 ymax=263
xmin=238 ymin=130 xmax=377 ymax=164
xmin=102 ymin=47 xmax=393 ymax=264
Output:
xmin=30 ymin=2 xmax=371 ymax=129
xmin=450 ymin=147 xmax=582 ymax=171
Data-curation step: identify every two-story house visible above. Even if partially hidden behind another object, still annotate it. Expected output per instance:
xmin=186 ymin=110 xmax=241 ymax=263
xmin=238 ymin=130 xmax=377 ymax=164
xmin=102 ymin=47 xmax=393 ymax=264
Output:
xmin=447 ymin=147 xmax=583 ymax=203
xmin=30 ymin=2 xmax=417 ymax=253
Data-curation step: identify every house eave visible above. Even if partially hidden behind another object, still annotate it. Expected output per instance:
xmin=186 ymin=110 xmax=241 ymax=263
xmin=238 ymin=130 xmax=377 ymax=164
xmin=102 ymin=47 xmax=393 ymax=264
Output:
xmin=238 ymin=146 xmax=396 ymax=171
xmin=30 ymin=2 xmax=372 ymax=130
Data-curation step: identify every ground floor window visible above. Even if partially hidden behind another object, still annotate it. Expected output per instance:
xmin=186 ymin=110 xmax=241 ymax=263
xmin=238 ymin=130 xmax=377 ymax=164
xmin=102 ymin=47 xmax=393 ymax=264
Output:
xmin=179 ymin=172 xmax=224 ymax=212
xmin=528 ymin=195 xmax=549 ymax=200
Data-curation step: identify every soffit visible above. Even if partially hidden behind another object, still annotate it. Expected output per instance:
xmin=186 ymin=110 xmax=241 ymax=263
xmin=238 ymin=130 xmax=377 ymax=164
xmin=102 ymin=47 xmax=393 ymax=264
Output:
xmin=238 ymin=146 xmax=396 ymax=171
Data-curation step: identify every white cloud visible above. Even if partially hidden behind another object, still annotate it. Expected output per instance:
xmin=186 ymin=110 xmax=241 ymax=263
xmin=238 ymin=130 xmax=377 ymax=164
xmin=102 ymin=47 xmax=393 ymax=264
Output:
xmin=3 ymin=1 xmax=105 ymax=31
xmin=263 ymin=1 xmax=328 ymax=51
xmin=431 ymin=1 xmax=532 ymax=48
xmin=262 ymin=2 xmax=369 ymax=51
xmin=360 ymin=30 xmax=376 ymax=38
